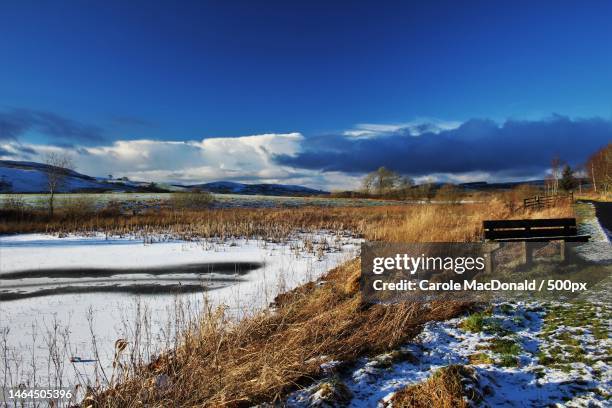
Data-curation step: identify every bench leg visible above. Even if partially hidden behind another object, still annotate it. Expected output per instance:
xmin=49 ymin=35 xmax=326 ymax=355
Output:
xmin=520 ymin=241 xmax=533 ymax=266
xmin=485 ymin=250 xmax=493 ymax=273
xmin=560 ymin=241 xmax=571 ymax=263
xmin=483 ymin=242 xmax=500 ymax=274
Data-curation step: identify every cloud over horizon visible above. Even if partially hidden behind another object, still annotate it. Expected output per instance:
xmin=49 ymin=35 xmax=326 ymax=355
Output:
xmin=0 ymin=132 xmax=349 ymax=188
xmin=277 ymin=115 xmax=612 ymax=182
xmin=1 ymin=115 xmax=610 ymax=190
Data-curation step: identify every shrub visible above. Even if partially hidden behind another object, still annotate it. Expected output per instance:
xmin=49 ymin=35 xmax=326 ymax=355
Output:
xmin=503 ymin=184 xmax=542 ymax=212
xmin=170 ymin=190 xmax=214 ymax=210
xmin=434 ymin=184 xmax=463 ymax=204
xmin=1 ymin=194 xmax=26 ymax=212
xmin=98 ymin=199 xmax=124 ymax=216
xmin=61 ymin=195 xmax=98 ymax=218
xmin=0 ymin=194 xmax=28 ymax=219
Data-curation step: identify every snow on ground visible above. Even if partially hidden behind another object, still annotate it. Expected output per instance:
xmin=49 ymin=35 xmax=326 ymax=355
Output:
xmin=577 ymin=203 xmax=610 ymax=243
xmin=286 ymin=301 xmax=611 ymax=407
xmin=0 ymin=232 xmax=360 ymax=390
xmin=574 ymin=202 xmax=611 ymax=266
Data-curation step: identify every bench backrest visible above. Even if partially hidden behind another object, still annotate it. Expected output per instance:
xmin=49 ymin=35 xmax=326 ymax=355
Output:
xmin=483 ymin=218 xmax=578 ymax=240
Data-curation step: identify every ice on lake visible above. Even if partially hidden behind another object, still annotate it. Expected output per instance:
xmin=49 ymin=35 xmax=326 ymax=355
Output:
xmin=0 ymin=232 xmax=360 ymax=390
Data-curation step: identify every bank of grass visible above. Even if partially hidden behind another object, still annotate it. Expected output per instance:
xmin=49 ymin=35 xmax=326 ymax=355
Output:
xmin=3 ymin=197 xmax=571 ymax=406
xmin=87 ymin=259 xmax=472 ymax=406
xmin=390 ymin=365 xmax=478 ymax=408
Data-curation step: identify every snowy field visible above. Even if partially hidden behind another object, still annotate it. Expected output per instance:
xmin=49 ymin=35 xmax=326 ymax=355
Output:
xmin=0 ymin=192 xmax=481 ymax=212
xmin=287 ymin=301 xmax=611 ymax=407
xmin=0 ymin=192 xmax=406 ymax=210
xmin=0 ymin=232 xmax=360 ymax=392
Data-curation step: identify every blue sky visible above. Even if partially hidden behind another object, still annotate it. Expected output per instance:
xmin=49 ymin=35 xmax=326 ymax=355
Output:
xmin=0 ymin=1 xmax=611 ymax=188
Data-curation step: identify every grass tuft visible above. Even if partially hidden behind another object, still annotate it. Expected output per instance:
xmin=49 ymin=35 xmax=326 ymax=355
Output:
xmin=390 ymin=365 xmax=479 ymax=408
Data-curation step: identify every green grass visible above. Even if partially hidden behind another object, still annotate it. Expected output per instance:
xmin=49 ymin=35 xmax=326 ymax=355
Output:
xmin=460 ymin=312 xmax=488 ymax=333
xmin=462 ymin=302 xmax=608 ymax=373
xmin=591 ymin=323 xmax=608 ymax=340
xmin=498 ymin=354 xmax=519 ymax=367
xmin=557 ymin=332 xmax=581 ymax=347
xmin=553 ymin=364 xmax=574 ymax=373
xmin=541 ymin=302 xmax=608 ymax=343
xmin=460 ymin=310 xmax=511 ymax=336
xmin=483 ymin=338 xmax=522 ymax=367
xmin=468 ymin=353 xmax=494 ymax=365
xmin=488 ymin=338 xmax=521 ymax=355
xmin=532 ymin=367 xmax=546 ymax=379
xmin=498 ymin=304 xmax=515 ymax=314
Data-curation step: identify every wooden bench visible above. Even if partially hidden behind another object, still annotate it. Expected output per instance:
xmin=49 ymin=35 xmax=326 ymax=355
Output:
xmin=482 ymin=218 xmax=590 ymax=269
xmin=483 ymin=218 xmax=589 ymax=242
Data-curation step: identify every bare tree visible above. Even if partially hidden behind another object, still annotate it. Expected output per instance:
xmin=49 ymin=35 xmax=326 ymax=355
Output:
xmin=43 ymin=153 xmax=74 ymax=216
xmin=361 ymin=167 xmax=408 ymax=196
xmin=550 ymin=156 xmax=561 ymax=195
xmin=586 ymin=143 xmax=611 ymax=194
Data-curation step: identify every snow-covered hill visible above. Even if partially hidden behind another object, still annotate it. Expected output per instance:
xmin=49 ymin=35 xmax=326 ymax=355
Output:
xmin=0 ymin=160 xmax=140 ymax=193
xmin=184 ymin=181 xmax=328 ymax=196
xmin=0 ymin=160 xmax=329 ymax=196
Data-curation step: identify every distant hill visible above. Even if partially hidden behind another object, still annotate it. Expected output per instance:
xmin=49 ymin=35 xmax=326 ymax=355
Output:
xmin=4 ymin=159 xmax=564 ymax=196
xmin=182 ymin=181 xmax=329 ymax=196
xmin=458 ymin=180 xmax=547 ymax=190
xmin=0 ymin=160 xmax=164 ymax=193
xmin=0 ymin=160 xmax=329 ymax=196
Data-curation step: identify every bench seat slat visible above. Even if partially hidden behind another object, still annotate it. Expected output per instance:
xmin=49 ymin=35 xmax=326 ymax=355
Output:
xmin=482 ymin=217 xmax=590 ymax=242
xmin=483 ymin=218 xmax=576 ymax=229
xmin=484 ymin=227 xmax=577 ymax=240
xmin=493 ymin=235 xmax=590 ymax=242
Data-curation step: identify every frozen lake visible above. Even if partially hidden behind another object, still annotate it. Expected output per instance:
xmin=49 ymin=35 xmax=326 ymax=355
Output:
xmin=0 ymin=232 xmax=360 ymax=392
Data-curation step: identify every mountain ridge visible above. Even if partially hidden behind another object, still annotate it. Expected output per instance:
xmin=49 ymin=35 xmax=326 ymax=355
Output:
xmin=0 ymin=160 xmax=328 ymax=196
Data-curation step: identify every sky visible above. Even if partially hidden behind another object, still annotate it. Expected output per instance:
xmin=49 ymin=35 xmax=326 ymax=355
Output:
xmin=0 ymin=0 xmax=611 ymax=189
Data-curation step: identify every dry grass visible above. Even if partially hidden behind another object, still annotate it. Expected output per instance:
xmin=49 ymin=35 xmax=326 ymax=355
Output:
xmin=390 ymin=365 xmax=477 ymax=408
xmin=1 ymin=195 xmax=573 ymax=407
xmin=87 ymin=261 xmax=473 ymax=407
xmin=574 ymin=191 xmax=612 ymax=202
xmin=1 ymin=197 xmax=573 ymax=243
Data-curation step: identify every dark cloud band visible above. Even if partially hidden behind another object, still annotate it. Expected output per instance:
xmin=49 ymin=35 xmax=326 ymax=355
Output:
xmin=275 ymin=116 xmax=612 ymax=177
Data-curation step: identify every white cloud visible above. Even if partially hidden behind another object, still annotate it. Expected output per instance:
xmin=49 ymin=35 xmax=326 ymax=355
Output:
xmin=343 ymin=119 xmax=460 ymax=138
xmin=0 ymin=132 xmax=361 ymax=190
xmin=117 ymin=134 xmax=303 ymax=182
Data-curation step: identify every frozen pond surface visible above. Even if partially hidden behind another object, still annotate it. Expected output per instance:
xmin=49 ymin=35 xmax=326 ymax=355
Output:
xmin=0 ymin=232 xmax=360 ymax=391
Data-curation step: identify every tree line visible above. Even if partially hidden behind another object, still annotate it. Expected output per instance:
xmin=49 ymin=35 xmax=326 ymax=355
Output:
xmin=353 ymin=143 xmax=611 ymax=200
